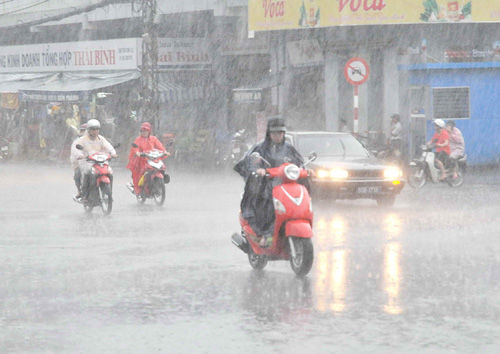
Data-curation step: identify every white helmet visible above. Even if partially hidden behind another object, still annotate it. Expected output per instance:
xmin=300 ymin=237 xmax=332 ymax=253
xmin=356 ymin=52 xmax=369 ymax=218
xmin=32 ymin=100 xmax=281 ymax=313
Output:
xmin=86 ymin=119 xmax=101 ymax=130
xmin=434 ymin=119 xmax=445 ymax=128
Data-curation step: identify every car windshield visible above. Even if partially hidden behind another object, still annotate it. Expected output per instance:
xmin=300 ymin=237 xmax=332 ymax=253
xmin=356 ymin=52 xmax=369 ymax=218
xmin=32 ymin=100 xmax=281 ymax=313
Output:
xmin=296 ymin=134 xmax=369 ymax=158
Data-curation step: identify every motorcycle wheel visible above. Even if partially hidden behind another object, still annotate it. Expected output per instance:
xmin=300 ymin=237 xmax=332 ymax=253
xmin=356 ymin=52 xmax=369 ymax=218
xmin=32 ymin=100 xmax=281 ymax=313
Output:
xmin=408 ymin=165 xmax=426 ymax=188
xmin=447 ymin=167 xmax=464 ymax=187
xmin=289 ymin=237 xmax=314 ymax=277
xmin=99 ymin=183 xmax=113 ymax=215
xmin=248 ymin=247 xmax=268 ymax=270
xmin=152 ymin=178 xmax=166 ymax=206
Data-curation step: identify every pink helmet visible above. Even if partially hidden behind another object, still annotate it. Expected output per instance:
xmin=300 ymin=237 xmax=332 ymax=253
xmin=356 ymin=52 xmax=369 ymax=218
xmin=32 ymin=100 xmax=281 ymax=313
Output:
xmin=140 ymin=122 xmax=152 ymax=132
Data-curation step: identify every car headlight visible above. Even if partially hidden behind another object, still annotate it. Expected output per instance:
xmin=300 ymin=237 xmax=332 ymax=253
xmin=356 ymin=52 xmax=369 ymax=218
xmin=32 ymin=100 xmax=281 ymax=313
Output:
xmin=384 ymin=168 xmax=402 ymax=179
xmin=317 ymin=169 xmax=348 ymax=179
xmin=317 ymin=169 xmax=329 ymax=178
xmin=330 ymin=169 xmax=348 ymax=179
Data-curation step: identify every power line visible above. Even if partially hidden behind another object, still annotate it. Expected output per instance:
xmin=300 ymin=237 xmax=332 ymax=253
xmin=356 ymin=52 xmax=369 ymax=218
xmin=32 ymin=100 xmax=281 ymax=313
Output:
xmin=0 ymin=0 xmax=130 ymax=29
xmin=0 ymin=0 xmax=49 ymax=15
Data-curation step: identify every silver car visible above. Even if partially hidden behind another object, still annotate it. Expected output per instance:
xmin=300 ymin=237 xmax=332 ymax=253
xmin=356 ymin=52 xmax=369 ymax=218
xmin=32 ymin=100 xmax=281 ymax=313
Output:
xmin=285 ymin=131 xmax=405 ymax=206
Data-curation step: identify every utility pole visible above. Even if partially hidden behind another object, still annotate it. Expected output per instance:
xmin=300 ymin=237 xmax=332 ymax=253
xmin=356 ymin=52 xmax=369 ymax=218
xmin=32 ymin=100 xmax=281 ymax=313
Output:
xmin=138 ymin=0 xmax=159 ymax=131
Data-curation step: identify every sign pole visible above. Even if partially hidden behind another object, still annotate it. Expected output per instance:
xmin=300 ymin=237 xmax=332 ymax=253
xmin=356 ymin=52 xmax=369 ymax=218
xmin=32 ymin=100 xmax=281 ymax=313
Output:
xmin=353 ymin=85 xmax=359 ymax=135
xmin=344 ymin=57 xmax=369 ymax=137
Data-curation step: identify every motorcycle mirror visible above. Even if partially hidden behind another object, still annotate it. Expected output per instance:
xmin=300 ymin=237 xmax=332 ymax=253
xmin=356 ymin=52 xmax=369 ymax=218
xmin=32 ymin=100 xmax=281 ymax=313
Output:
xmin=113 ymin=143 xmax=121 ymax=149
xmin=308 ymin=151 xmax=317 ymax=162
xmin=131 ymin=143 xmax=138 ymax=148
xmin=75 ymin=144 xmax=84 ymax=151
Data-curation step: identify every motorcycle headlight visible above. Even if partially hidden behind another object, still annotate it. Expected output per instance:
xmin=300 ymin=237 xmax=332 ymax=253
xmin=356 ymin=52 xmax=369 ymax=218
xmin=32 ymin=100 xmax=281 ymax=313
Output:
xmin=273 ymin=198 xmax=286 ymax=214
xmin=284 ymin=164 xmax=300 ymax=181
xmin=384 ymin=168 xmax=402 ymax=179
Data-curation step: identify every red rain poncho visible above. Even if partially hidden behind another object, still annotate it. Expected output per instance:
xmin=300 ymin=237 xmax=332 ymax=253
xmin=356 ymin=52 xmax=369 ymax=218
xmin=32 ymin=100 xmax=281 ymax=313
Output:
xmin=126 ymin=134 xmax=166 ymax=194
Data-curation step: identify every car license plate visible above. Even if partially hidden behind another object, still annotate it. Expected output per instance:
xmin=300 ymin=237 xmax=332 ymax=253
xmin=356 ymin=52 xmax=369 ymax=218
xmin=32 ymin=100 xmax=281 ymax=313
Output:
xmin=357 ymin=186 xmax=381 ymax=194
xmin=1 ymin=146 xmax=7 ymax=151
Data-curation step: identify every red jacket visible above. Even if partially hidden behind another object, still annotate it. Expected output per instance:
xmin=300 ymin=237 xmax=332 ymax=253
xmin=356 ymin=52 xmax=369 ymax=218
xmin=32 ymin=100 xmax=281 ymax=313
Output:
xmin=126 ymin=135 xmax=166 ymax=172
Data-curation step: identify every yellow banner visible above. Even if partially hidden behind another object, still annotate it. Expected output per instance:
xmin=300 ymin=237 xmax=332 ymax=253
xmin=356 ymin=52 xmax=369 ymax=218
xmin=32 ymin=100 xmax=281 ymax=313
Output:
xmin=249 ymin=0 xmax=500 ymax=31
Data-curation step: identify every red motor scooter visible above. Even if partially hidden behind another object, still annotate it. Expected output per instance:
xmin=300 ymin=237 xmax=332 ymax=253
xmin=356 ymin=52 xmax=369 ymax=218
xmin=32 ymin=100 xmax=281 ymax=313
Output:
xmin=75 ymin=144 xmax=115 ymax=215
xmin=130 ymin=143 xmax=170 ymax=206
xmin=232 ymin=152 xmax=317 ymax=276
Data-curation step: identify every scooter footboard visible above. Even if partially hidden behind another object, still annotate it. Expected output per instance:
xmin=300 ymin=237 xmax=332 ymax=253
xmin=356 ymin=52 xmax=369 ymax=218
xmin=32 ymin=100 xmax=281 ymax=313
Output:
xmin=285 ymin=220 xmax=313 ymax=239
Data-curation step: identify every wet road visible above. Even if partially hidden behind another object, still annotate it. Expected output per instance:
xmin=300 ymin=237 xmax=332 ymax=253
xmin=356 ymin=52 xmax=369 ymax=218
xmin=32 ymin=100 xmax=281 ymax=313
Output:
xmin=0 ymin=162 xmax=499 ymax=353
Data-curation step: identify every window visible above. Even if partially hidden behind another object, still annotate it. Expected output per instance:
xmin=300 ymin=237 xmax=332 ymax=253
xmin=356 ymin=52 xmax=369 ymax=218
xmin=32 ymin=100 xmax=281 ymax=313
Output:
xmin=432 ymin=87 xmax=470 ymax=119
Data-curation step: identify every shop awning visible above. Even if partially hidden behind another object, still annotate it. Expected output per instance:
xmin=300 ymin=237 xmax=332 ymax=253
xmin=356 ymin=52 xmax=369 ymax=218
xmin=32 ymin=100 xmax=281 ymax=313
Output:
xmin=24 ymin=70 xmax=141 ymax=92
xmin=18 ymin=70 xmax=140 ymax=102
xmin=0 ymin=73 xmax=58 ymax=93
xmin=233 ymin=73 xmax=279 ymax=91
xmin=157 ymin=72 xmax=215 ymax=103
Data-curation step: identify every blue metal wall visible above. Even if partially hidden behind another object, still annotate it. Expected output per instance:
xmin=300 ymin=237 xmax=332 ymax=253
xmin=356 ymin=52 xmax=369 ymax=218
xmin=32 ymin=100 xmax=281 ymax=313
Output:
xmin=401 ymin=62 xmax=500 ymax=165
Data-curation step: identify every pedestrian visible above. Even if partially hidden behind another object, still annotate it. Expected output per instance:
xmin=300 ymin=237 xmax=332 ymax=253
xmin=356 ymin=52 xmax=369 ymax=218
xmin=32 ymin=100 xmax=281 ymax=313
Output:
xmin=389 ymin=114 xmax=403 ymax=153
xmin=339 ymin=119 xmax=349 ymax=133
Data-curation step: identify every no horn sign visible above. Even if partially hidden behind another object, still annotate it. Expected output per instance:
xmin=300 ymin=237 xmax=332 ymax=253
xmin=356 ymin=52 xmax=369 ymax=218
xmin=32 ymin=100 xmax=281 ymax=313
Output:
xmin=344 ymin=57 xmax=370 ymax=86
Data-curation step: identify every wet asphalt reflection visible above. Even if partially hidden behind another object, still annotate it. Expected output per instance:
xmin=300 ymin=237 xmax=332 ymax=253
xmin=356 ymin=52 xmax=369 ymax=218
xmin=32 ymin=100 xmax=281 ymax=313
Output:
xmin=0 ymin=163 xmax=499 ymax=353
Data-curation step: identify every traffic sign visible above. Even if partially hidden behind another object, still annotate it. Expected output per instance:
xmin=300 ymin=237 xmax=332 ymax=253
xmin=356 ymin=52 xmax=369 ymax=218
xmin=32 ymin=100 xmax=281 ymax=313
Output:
xmin=344 ymin=57 xmax=370 ymax=86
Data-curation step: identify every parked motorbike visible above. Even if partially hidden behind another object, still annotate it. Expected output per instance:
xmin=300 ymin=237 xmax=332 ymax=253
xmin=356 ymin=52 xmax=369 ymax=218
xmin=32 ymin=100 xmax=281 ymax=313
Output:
xmin=129 ymin=143 xmax=170 ymax=206
xmin=0 ymin=138 xmax=10 ymax=162
xmin=408 ymin=144 xmax=466 ymax=188
xmin=231 ymin=152 xmax=317 ymax=276
xmin=75 ymin=144 xmax=115 ymax=215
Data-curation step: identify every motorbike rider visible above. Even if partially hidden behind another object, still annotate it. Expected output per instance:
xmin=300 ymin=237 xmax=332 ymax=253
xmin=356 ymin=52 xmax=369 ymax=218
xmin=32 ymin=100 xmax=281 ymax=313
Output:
xmin=72 ymin=119 xmax=117 ymax=202
xmin=126 ymin=122 xmax=169 ymax=195
xmin=427 ymin=119 xmax=450 ymax=181
xmin=234 ymin=117 xmax=306 ymax=247
xmin=70 ymin=123 xmax=88 ymax=202
xmin=445 ymin=120 xmax=465 ymax=179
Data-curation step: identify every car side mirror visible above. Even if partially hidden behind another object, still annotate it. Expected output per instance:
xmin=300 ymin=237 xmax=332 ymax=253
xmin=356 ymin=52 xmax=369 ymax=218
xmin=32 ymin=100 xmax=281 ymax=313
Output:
xmin=75 ymin=144 xmax=84 ymax=151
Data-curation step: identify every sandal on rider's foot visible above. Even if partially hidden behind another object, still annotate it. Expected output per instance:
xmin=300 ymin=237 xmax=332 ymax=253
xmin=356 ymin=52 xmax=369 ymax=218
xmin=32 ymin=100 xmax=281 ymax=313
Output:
xmin=439 ymin=175 xmax=447 ymax=181
xmin=259 ymin=236 xmax=269 ymax=248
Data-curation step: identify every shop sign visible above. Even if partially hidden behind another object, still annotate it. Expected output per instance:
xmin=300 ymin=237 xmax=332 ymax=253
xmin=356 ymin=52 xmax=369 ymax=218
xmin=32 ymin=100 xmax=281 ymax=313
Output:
xmin=0 ymin=38 xmax=139 ymax=73
xmin=445 ymin=49 xmax=500 ymax=61
xmin=20 ymin=90 xmax=86 ymax=102
xmin=249 ymin=0 xmax=499 ymax=31
xmin=233 ymin=89 xmax=262 ymax=103
xmin=287 ymin=39 xmax=324 ymax=67
xmin=152 ymin=38 xmax=212 ymax=67
xmin=221 ymin=35 xmax=269 ymax=56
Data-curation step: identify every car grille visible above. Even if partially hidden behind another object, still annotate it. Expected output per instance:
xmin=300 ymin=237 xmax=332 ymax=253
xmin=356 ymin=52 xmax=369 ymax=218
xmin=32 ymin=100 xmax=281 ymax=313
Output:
xmin=349 ymin=170 xmax=384 ymax=179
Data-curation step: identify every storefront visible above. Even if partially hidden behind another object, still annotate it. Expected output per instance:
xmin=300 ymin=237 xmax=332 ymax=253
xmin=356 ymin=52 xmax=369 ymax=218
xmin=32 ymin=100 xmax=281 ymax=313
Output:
xmin=400 ymin=61 xmax=500 ymax=165
xmin=0 ymin=38 xmax=141 ymax=159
